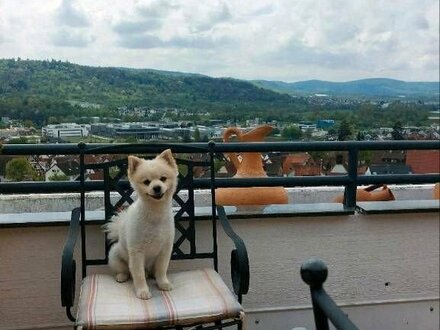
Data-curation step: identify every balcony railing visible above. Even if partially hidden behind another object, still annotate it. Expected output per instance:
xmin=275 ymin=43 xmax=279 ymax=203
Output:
xmin=0 ymin=140 xmax=439 ymax=329
xmin=2 ymin=141 xmax=439 ymax=209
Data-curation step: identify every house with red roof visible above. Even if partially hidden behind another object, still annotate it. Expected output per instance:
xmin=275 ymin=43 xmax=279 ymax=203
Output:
xmin=406 ymin=150 xmax=440 ymax=174
xmin=282 ymin=152 xmax=322 ymax=176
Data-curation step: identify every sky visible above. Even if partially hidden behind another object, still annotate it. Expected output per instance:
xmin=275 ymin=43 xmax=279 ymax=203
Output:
xmin=0 ymin=0 xmax=439 ymax=82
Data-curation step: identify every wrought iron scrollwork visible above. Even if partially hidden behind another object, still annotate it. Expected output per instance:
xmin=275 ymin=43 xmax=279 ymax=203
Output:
xmin=217 ymin=205 xmax=249 ymax=303
xmin=61 ymin=207 xmax=81 ymax=321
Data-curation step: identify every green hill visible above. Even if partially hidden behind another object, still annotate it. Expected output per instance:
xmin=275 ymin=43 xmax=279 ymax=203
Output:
xmin=252 ymin=78 xmax=440 ymax=99
xmin=0 ymin=59 xmax=306 ymax=125
xmin=0 ymin=59 xmax=436 ymax=129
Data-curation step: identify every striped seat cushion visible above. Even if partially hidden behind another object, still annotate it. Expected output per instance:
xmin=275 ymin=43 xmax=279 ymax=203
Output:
xmin=76 ymin=269 xmax=243 ymax=329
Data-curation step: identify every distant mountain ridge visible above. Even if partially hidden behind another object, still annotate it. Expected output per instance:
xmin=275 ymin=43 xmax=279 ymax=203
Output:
xmin=0 ymin=58 xmax=299 ymax=108
xmin=252 ymin=78 xmax=440 ymax=98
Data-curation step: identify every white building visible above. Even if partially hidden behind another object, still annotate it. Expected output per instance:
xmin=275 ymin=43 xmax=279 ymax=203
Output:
xmin=42 ymin=123 xmax=89 ymax=139
xmin=45 ymin=158 xmax=80 ymax=181
xmin=298 ymin=122 xmax=317 ymax=131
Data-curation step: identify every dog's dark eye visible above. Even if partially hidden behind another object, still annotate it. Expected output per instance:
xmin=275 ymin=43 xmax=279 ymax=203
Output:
xmin=143 ymin=179 xmax=151 ymax=185
xmin=160 ymin=176 xmax=167 ymax=182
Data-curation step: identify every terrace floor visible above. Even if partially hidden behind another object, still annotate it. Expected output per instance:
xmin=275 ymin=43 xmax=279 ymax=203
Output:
xmin=0 ymin=186 xmax=439 ymax=330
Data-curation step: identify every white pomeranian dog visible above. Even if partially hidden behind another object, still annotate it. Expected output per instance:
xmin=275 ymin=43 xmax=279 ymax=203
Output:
xmin=104 ymin=149 xmax=178 ymax=299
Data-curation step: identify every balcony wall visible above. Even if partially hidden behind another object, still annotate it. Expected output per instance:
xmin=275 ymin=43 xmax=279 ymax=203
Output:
xmin=0 ymin=184 xmax=436 ymax=213
xmin=0 ymin=187 xmax=439 ymax=330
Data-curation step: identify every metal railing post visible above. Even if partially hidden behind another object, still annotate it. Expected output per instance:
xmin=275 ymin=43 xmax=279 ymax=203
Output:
xmin=78 ymin=142 xmax=87 ymax=278
xmin=301 ymin=258 xmax=359 ymax=330
xmin=345 ymin=147 xmax=358 ymax=209
xmin=301 ymin=259 xmax=330 ymax=330
xmin=208 ymin=140 xmax=219 ymax=272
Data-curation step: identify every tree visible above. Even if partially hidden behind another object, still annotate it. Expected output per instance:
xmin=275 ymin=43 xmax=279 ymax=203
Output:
xmin=5 ymin=158 xmax=36 ymax=181
xmin=8 ymin=136 xmax=29 ymax=144
xmin=48 ymin=173 xmax=69 ymax=181
xmin=47 ymin=116 xmax=59 ymax=125
xmin=271 ymin=127 xmax=281 ymax=136
xmin=23 ymin=120 xmax=34 ymax=128
xmin=193 ymin=128 xmax=201 ymax=142
xmin=359 ymin=150 xmax=373 ymax=165
xmin=327 ymin=127 xmax=337 ymax=136
xmin=391 ymin=121 xmax=404 ymax=140
xmin=214 ymin=159 xmax=225 ymax=173
xmin=356 ymin=131 xmax=365 ymax=141
xmin=303 ymin=128 xmax=313 ymax=141
xmin=337 ymin=119 xmax=353 ymax=141
xmin=282 ymin=126 xmax=302 ymax=140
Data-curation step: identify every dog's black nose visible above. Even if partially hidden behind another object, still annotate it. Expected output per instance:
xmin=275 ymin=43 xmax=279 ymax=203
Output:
xmin=153 ymin=185 xmax=162 ymax=194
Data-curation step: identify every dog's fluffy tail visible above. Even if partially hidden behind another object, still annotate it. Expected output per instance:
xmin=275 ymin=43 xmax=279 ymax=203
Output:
xmin=103 ymin=215 xmax=122 ymax=243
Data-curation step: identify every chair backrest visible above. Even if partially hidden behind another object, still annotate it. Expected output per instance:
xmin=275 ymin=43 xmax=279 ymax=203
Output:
xmin=77 ymin=143 xmax=218 ymax=278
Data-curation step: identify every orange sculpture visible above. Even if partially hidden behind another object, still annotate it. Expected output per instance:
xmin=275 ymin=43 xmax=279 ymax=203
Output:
xmin=334 ymin=185 xmax=395 ymax=203
xmin=215 ymin=125 xmax=288 ymax=206
xmin=433 ymin=183 xmax=440 ymax=199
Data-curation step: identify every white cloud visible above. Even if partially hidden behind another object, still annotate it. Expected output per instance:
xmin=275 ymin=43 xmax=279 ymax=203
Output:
xmin=0 ymin=0 xmax=438 ymax=81
xmin=136 ymin=0 xmax=180 ymax=18
xmin=51 ymin=28 xmax=95 ymax=47
xmin=113 ymin=19 xmax=163 ymax=35
xmin=186 ymin=2 xmax=232 ymax=33
xmin=55 ymin=0 xmax=90 ymax=27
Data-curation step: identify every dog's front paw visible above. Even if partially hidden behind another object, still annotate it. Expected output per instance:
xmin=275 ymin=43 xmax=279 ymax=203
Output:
xmin=157 ymin=281 xmax=173 ymax=291
xmin=115 ymin=273 xmax=129 ymax=283
xmin=135 ymin=287 xmax=152 ymax=300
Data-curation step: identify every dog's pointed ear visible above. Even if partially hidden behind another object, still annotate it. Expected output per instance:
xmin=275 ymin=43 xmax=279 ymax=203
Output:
xmin=158 ymin=149 xmax=178 ymax=172
xmin=128 ymin=155 xmax=142 ymax=175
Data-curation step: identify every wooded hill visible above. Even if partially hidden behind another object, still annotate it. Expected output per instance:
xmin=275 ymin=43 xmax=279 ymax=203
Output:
xmin=0 ymin=59 xmax=436 ymax=128
xmin=252 ymin=78 xmax=440 ymax=99
xmin=0 ymin=59 xmax=308 ymax=125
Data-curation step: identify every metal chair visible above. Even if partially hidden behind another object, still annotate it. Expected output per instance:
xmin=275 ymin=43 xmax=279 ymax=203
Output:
xmin=61 ymin=142 xmax=249 ymax=329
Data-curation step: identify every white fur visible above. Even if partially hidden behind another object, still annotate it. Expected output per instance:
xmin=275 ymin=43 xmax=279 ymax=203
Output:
xmin=104 ymin=150 xmax=178 ymax=299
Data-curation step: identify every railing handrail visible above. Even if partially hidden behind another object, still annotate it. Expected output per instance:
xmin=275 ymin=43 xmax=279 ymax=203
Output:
xmin=1 ymin=174 xmax=438 ymax=194
xmin=1 ymin=140 xmax=439 ymax=155
xmin=1 ymin=141 xmax=439 ymax=209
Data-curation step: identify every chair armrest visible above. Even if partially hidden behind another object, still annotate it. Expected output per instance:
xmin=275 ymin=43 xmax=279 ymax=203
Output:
xmin=217 ymin=206 xmax=249 ymax=301
xmin=61 ymin=207 xmax=81 ymax=322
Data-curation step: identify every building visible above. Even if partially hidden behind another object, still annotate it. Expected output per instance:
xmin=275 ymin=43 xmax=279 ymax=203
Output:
xmin=317 ymin=119 xmax=335 ymax=129
xmin=114 ymin=125 xmax=163 ymax=140
xmin=369 ymin=163 xmax=412 ymax=175
xmin=406 ymin=150 xmax=440 ymax=174
xmin=45 ymin=158 xmax=81 ymax=181
xmin=298 ymin=122 xmax=317 ymax=131
xmin=282 ymin=153 xmax=322 ymax=176
xmin=1 ymin=117 xmax=10 ymax=124
xmin=90 ymin=122 xmax=183 ymax=140
xmin=42 ymin=123 xmax=89 ymax=139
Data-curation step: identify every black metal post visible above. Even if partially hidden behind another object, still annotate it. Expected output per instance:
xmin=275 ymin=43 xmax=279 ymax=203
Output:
xmin=78 ymin=142 xmax=87 ymax=278
xmin=301 ymin=258 xmax=359 ymax=330
xmin=301 ymin=259 xmax=330 ymax=330
xmin=209 ymin=141 xmax=219 ymax=272
xmin=345 ymin=148 xmax=358 ymax=209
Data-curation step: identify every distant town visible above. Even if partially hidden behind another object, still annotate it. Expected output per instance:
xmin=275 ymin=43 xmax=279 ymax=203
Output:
xmin=1 ymin=107 xmax=439 ymax=183
xmin=1 ymin=100 xmax=439 ymax=144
